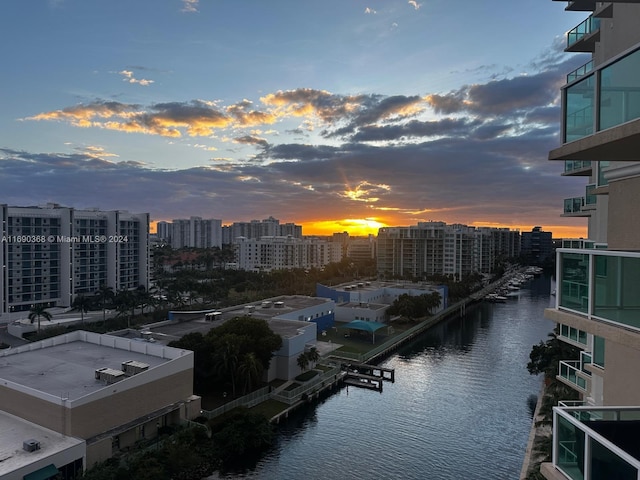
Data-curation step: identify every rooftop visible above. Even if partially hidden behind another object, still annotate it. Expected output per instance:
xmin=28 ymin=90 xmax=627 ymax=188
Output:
xmin=0 ymin=332 xmax=181 ymax=402
xmin=0 ymin=410 xmax=84 ymax=475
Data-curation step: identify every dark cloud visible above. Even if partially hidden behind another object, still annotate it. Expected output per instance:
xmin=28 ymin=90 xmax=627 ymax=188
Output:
xmin=234 ymin=135 xmax=269 ymax=148
xmin=351 ymin=118 xmax=481 ymax=142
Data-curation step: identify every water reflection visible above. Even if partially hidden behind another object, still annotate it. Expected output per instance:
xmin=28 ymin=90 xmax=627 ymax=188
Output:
xmin=226 ymin=275 xmax=555 ymax=480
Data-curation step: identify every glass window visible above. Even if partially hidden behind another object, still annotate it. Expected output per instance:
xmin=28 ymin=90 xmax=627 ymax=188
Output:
xmin=557 ymin=414 xmax=585 ymax=479
xmin=600 ymin=49 xmax=640 ymax=130
xmin=590 ymin=436 xmax=637 ymax=479
xmin=560 ymin=252 xmax=589 ymax=313
xmin=593 ymin=336 xmax=605 ymax=369
xmin=566 ymin=74 xmax=595 ymax=142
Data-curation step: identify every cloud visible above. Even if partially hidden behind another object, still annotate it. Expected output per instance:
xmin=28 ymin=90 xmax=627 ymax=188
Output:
xmin=365 ymin=7 xmax=376 ymax=14
xmin=181 ymin=0 xmax=198 ymax=13
xmin=119 ymin=70 xmax=155 ymax=86
xmin=408 ymin=1 xmax=421 ymax=10
xmin=234 ymin=135 xmax=269 ymax=148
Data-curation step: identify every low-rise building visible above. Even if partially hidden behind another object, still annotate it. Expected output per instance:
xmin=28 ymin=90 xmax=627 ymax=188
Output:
xmin=0 ymin=331 xmax=199 ymax=475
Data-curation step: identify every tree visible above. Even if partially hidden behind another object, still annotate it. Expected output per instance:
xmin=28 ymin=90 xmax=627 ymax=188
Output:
xmin=238 ymin=352 xmax=263 ymax=394
xmin=95 ymin=284 xmax=115 ymax=323
xmin=114 ymin=290 xmax=136 ymax=328
xmin=306 ymin=347 xmax=319 ymax=366
xmin=215 ymin=335 xmax=241 ymax=397
xmin=71 ymin=294 xmax=92 ymax=325
xmin=29 ymin=304 xmax=52 ymax=333
xmin=297 ymin=352 xmax=310 ymax=373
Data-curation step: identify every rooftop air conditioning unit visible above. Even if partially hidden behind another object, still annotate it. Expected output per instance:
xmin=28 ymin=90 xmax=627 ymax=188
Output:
xmin=23 ymin=439 xmax=41 ymax=452
xmin=121 ymin=360 xmax=149 ymax=376
xmin=95 ymin=367 xmax=126 ymax=384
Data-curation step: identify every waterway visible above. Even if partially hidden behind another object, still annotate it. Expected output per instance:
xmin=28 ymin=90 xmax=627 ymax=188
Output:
xmin=225 ymin=275 xmax=555 ymax=480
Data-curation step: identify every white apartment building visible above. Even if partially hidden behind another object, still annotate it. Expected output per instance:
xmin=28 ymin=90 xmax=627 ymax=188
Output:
xmin=0 ymin=204 xmax=149 ymax=314
xmin=539 ymin=2 xmax=640 ymax=479
xmin=376 ymin=221 xmax=520 ymax=280
xmin=169 ymin=216 xmax=222 ymax=249
xmin=234 ymin=236 xmax=342 ymax=272
xmin=222 ymin=216 xmax=302 ymax=244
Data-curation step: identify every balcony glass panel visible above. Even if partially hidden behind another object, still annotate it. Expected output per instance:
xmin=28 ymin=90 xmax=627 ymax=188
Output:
xmin=585 ymin=184 xmax=597 ymax=205
xmin=560 ymin=252 xmax=589 ymax=313
xmin=593 ymin=335 xmax=605 ymax=368
xmin=564 ymin=160 xmax=592 ymax=173
xmin=567 ymin=16 xmax=601 ymax=48
xmin=557 ymin=414 xmax=585 ymax=479
xmin=600 ymin=49 xmax=640 ymax=131
xmin=597 ymin=161 xmax=610 ymax=187
xmin=590 ymin=437 xmax=637 ymax=479
xmin=593 ymin=255 xmax=640 ymax=328
xmin=567 ymin=60 xmax=594 ymax=83
xmin=565 ymin=74 xmax=595 ymax=142
xmin=564 ymin=197 xmax=585 ymax=214
xmin=560 ymin=361 xmax=587 ymax=389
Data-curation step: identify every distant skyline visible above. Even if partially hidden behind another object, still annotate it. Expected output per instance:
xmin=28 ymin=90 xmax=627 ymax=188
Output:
xmin=1 ymin=0 xmax=590 ymax=238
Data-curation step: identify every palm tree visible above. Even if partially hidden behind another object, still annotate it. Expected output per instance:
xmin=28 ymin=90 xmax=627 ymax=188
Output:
xmin=95 ymin=284 xmax=115 ymax=323
xmin=306 ymin=347 xmax=320 ymax=367
xmin=28 ymin=304 xmax=52 ymax=333
xmin=215 ymin=336 xmax=240 ymax=397
xmin=71 ymin=295 xmax=92 ymax=325
xmin=114 ymin=289 xmax=136 ymax=328
xmin=297 ymin=352 xmax=310 ymax=373
xmin=238 ymin=352 xmax=263 ymax=395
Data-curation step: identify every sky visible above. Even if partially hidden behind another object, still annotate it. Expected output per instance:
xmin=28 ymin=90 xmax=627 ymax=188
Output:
xmin=1 ymin=0 xmax=591 ymax=237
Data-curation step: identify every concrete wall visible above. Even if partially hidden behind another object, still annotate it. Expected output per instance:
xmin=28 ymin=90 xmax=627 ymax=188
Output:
xmin=607 ymin=175 xmax=640 ymax=250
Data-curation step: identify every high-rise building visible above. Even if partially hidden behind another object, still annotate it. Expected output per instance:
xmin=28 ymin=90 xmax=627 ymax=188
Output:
xmin=540 ymin=2 xmax=640 ymax=478
xmin=376 ymin=222 xmax=519 ymax=280
xmin=0 ymin=204 xmax=149 ymax=314
xmin=222 ymin=217 xmax=303 ymax=244
xmin=234 ymin=236 xmax=342 ymax=271
xmin=169 ymin=216 xmax=222 ymax=249
xmin=521 ymin=226 xmax=553 ymax=264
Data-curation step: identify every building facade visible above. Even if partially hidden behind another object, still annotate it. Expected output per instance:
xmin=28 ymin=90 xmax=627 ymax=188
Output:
xmin=234 ymin=236 xmax=342 ymax=271
xmin=0 ymin=331 xmax=198 ymax=477
xmin=521 ymin=226 xmax=553 ymax=264
xmin=169 ymin=217 xmax=222 ymax=249
xmin=377 ymin=221 xmax=520 ymax=280
xmin=540 ymin=1 xmax=640 ymax=478
xmin=222 ymin=217 xmax=302 ymax=244
xmin=0 ymin=204 xmax=149 ymax=314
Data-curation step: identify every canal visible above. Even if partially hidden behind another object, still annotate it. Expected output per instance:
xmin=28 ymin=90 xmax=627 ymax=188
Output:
xmin=226 ymin=275 xmax=555 ymax=479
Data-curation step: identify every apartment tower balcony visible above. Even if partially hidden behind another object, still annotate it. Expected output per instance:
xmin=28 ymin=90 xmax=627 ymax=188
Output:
xmin=541 ymin=406 xmax=640 ymax=480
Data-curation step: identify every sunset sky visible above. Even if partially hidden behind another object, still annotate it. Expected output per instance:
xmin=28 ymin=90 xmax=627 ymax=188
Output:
xmin=1 ymin=0 xmax=590 ymax=238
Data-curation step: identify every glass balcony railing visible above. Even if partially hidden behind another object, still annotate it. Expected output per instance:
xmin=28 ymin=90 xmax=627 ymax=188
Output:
xmin=597 ymin=161 xmax=610 ymax=187
xmin=585 ymin=184 xmax=597 ymax=206
xmin=559 ymin=360 xmax=588 ymax=390
xmin=564 ymin=160 xmax=592 ymax=174
xmin=556 ymin=249 xmax=640 ymax=330
xmin=553 ymin=406 xmax=640 ymax=480
xmin=567 ymin=60 xmax=594 ymax=83
xmin=567 ymin=15 xmax=601 ymax=48
xmin=562 ymin=46 xmax=640 ymax=144
xmin=564 ymin=197 xmax=585 ymax=215
xmin=559 ymin=323 xmax=589 ymax=345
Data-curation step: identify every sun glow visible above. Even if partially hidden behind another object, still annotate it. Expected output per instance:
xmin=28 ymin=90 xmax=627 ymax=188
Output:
xmin=303 ymin=218 xmax=388 ymax=236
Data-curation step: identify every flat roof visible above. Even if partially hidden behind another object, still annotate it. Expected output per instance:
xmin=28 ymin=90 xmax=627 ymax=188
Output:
xmin=0 ymin=336 xmax=170 ymax=401
xmin=267 ymin=318 xmax=314 ymax=339
xmin=339 ymin=302 xmax=388 ymax=311
xmin=0 ymin=410 xmax=84 ymax=475
xmin=150 ymin=295 xmax=330 ymax=341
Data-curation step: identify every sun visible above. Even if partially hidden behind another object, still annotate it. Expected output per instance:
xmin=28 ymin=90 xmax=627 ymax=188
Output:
xmin=303 ymin=218 xmax=388 ymax=236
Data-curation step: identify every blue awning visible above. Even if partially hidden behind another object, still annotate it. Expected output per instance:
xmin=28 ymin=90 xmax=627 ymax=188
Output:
xmin=342 ymin=320 xmax=387 ymax=333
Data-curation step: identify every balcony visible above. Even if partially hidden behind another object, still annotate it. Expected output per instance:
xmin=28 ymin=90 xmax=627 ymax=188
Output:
xmin=563 ymin=197 xmax=590 ymax=217
xmin=566 ymin=15 xmax=600 ymax=52
xmin=550 ymin=406 xmax=640 ymax=480
xmin=551 ymin=45 xmax=640 ymax=160
xmin=556 ymin=249 xmax=640 ymax=330
xmin=563 ymin=160 xmax=592 ymax=176
xmin=559 ymin=360 xmax=590 ymax=391
xmin=567 ymin=60 xmax=594 ymax=83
